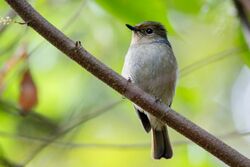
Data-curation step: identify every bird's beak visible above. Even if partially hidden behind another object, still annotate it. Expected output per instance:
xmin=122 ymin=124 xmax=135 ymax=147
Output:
xmin=126 ymin=24 xmax=138 ymax=31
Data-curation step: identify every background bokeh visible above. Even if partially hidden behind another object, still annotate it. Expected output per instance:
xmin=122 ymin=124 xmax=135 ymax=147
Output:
xmin=0 ymin=0 xmax=250 ymax=166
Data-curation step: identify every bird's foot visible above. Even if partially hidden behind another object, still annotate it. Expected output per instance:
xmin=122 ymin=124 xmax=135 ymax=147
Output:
xmin=74 ymin=41 xmax=83 ymax=53
xmin=122 ymin=77 xmax=132 ymax=99
xmin=75 ymin=41 xmax=82 ymax=48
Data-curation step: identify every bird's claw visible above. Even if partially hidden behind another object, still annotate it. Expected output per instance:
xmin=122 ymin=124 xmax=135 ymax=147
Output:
xmin=122 ymin=77 xmax=132 ymax=99
xmin=75 ymin=41 xmax=82 ymax=48
xmin=74 ymin=41 xmax=82 ymax=53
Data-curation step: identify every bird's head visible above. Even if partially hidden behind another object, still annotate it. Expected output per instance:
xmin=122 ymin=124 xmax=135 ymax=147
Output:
xmin=126 ymin=21 xmax=167 ymax=44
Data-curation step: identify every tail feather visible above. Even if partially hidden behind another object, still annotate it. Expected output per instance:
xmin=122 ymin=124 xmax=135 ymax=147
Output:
xmin=152 ymin=126 xmax=173 ymax=159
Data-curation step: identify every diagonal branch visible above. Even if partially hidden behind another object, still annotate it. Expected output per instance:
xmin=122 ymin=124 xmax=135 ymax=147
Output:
xmin=4 ymin=0 xmax=250 ymax=166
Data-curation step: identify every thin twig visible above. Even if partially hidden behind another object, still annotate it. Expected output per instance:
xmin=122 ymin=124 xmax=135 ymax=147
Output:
xmin=0 ymin=100 xmax=58 ymax=129
xmin=61 ymin=0 xmax=88 ymax=31
xmin=0 ymin=0 xmax=87 ymax=120
xmin=179 ymin=47 xmax=245 ymax=77
xmin=0 ymin=129 xmax=249 ymax=149
xmin=0 ymin=29 xmax=27 ymax=56
xmin=28 ymin=0 xmax=87 ymax=56
xmin=21 ymin=99 xmax=122 ymax=166
xmin=0 ymin=156 xmax=21 ymax=167
xmin=4 ymin=0 xmax=250 ymax=166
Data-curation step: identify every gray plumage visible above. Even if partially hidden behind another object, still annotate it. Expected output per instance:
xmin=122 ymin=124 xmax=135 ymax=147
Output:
xmin=122 ymin=21 xmax=177 ymax=159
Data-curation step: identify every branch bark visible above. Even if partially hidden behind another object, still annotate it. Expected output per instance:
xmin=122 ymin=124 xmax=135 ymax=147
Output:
xmin=4 ymin=0 xmax=250 ymax=166
xmin=233 ymin=0 xmax=250 ymax=48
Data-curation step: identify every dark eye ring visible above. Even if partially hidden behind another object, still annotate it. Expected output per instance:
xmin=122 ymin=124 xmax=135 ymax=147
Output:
xmin=146 ymin=28 xmax=153 ymax=34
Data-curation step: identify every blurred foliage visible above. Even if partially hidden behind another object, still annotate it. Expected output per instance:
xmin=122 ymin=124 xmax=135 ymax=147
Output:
xmin=167 ymin=0 xmax=204 ymax=14
xmin=0 ymin=0 xmax=250 ymax=167
xmin=94 ymin=0 xmax=174 ymax=32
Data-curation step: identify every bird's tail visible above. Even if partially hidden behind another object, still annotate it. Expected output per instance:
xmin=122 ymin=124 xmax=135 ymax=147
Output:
xmin=152 ymin=126 xmax=173 ymax=159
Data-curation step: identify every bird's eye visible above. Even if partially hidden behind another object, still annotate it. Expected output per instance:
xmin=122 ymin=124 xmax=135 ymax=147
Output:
xmin=146 ymin=28 xmax=153 ymax=34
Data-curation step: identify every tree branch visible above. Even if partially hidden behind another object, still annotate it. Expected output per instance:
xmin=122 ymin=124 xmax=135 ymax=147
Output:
xmin=4 ymin=0 xmax=250 ymax=166
xmin=233 ymin=0 xmax=250 ymax=48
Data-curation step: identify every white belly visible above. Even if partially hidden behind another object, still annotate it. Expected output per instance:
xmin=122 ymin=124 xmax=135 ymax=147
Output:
xmin=122 ymin=43 xmax=177 ymax=106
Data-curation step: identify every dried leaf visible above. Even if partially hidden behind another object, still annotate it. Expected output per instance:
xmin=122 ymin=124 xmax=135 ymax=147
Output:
xmin=19 ymin=69 xmax=38 ymax=113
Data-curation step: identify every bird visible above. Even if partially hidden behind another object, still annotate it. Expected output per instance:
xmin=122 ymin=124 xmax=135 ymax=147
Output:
xmin=122 ymin=21 xmax=177 ymax=159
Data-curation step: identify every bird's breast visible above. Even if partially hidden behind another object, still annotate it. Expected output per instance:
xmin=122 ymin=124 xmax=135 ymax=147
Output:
xmin=122 ymin=43 xmax=177 ymax=101
xmin=123 ymin=43 xmax=175 ymax=80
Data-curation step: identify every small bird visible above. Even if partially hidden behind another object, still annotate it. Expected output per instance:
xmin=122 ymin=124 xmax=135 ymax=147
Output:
xmin=122 ymin=21 xmax=177 ymax=159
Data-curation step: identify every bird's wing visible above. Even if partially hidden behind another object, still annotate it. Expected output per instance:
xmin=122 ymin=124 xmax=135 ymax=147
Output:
xmin=134 ymin=106 xmax=151 ymax=133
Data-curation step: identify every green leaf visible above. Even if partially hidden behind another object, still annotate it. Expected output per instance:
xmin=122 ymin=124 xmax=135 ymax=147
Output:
xmin=94 ymin=0 xmax=174 ymax=32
